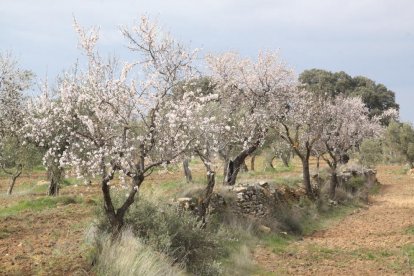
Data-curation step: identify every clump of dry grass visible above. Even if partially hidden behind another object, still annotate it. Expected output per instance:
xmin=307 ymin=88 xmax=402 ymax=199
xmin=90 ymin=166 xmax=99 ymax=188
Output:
xmin=94 ymin=228 xmax=185 ymax=276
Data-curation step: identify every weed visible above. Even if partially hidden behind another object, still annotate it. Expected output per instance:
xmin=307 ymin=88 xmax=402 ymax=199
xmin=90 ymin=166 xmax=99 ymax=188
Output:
xmin=405 ymin=225 xmax=414 ymax=235
xmin=0 ymin=196 xmax=82 ymax=217
xmin=263 ymin=234 xmax=292 ymax=254
xmin=403 ymin=244 xmax=414 ymax=265
xmin=274 ymin=175 xmax=303 ymax=187
xmin=95 ymin=196 xmax=227 ymax=275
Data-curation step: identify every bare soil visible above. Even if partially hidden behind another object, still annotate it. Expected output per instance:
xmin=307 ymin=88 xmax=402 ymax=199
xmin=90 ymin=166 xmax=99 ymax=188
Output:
xmin=254 ymin=165 xmax=414 ymax=275
xmin=0 ymin=163 xmax=412 ymax=275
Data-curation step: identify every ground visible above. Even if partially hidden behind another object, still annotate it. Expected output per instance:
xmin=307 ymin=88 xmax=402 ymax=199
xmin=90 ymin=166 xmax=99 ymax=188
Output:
xmin=0 ymin=160 xmax=413 ymax=275
xmin=255 ymin=165 xmax=414 ymax=275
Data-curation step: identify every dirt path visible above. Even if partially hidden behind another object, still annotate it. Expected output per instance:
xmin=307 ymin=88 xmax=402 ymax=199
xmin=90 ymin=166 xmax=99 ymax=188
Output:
xmin=255 ymin=165 xmax=414 ymax=275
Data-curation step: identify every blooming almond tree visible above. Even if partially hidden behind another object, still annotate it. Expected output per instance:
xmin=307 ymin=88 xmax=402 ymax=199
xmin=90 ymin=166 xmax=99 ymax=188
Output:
xmin=0 ymin=53 xmax=34 ymax=195
xmin=186 ymin=91 xmax=221 ymax=223
xmin=275 ymin=89 xmax=332 ymax=198
xmin=315 ymin=96 xmax=383 ymax=199
xmin=206 ymin=51 xmax=296 ymax=185
xmin=25 ymin=17 xmax=202 ymax=231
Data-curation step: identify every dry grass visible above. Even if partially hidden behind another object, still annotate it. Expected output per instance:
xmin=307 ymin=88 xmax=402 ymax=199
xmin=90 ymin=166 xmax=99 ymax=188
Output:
xmin=94 ymin=228 xmax=185 ymax=276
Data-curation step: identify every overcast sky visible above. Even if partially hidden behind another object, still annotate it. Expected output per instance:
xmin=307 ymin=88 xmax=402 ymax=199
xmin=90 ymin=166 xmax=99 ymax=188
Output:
xmin=1 ymin=0 xmax=413 ymax=122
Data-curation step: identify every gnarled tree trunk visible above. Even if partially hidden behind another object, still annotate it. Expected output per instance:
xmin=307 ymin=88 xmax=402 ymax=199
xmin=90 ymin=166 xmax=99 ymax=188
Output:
xmin=329 ymin=171 xmax=339 ymax=200
xmin=264 ymin=155 xmax=275 ymax=170
xmin=182 ymin=159 xmax=192 ymax=183
xmin=250 ymin=155 xmax=256 ymax=171
xmin=48 ymin=166 xmax=63 ymax=196
xmin=301 ymin=155 xmax=314 ymax=199
xmin=280 ymin=152 xmax=291 ymax=167
xmin=225 ymin=142 xmax=259 ymax=186
xmin=241 ymin=160 xmax=249 ymax=172
xmin=198 ymin=171 xmax=215 ymax=224
xmin=6 ymin=164 xmax=22 ymax=195
xmin=102 ymin=172 xmax=144 ymax=233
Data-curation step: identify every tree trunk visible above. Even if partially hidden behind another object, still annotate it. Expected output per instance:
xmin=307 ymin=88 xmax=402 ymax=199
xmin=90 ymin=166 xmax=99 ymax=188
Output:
xmin=316 ymin=156 xmax=320 ymax=175
xmin=225 ymin=160 xmax=233 ymax=184
xmin=281 ymin=153 xmax=290 ymax=167
xmin=7 ymin=166 xmax=22 ymax=195
xmin=48 ymin=167 xmax=63 ymax=196
xmin=264 ymin=155 xmax=275 ymax=170
xmin=198 ymin=171 xmax=215 ymax=224
xmin=329 ymin=171 xmax=339 ymax=200
xmin=222 ymin=155 xmax=230 ymax=185
xmin=48 ymin=178 xmax=59 ymax=196
xmin=182 ymin=159 xmax=192 ymax=183
xmin=241 ymin=160 xmax=248 ymax=172
xmin=250 ymin=155 xmax=256 ymax=171
xmin=7 ymin=174 xmax=21 ymax=195
xmin=301 ymin=156 xmax=314 ymax=198
xmin=226 ymin=143 xmax=259 ymax=186
xmin=102 ymin=173 xmax=144 ymax=233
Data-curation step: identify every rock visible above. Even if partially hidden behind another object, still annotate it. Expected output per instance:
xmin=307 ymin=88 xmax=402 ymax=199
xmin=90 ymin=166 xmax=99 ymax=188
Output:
xmin=177 ymin=197 xmax=194 ymax=210
xmin=233 ymin=186 xmax=247 ymax=193
xmin=258 ymin=225 xmax=271 ymax=234
xmin=177 ymin=197 xmax=192 ymax=202
xmin=258 ymin=181 xmax=269 ymax=188
xmin=328 ymin=199 xmax=338 ymax=206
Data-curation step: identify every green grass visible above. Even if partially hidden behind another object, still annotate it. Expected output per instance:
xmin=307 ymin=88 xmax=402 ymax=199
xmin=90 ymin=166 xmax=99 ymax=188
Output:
xmin=301 ymin=203 xmax=359 ymax=236
xmin=62 ymin=177 xmax=84 ymax=186
xmin=0 ymin=227 xmax=13 ymax=239
xmin=350 ymin=249 xmax=393 ymax=261
xmin=405 ymin=225 xmax=414 ymax=235
xmin=369 ymin=183 xmax=382 ymax=194
xmin=245 ymin=164 xmax=294 ymax=178
xmin=262 ymin=234 xmax=293 ymax=254
xmin=274 ymin=175 xmax=303 ymax=187
xmin=402 ymin=244 xmax=414 ymax=265
xmin=264 ymin=164 xmax=294 ymax=173
xmin=389 ymin=166 xmax=409 ymax=175
xmin=306 ymin=244 xmax=338 ymax=260
xmin=0 ymin=181 xmax=49 ymax=195
xmin=0 ymin=196 xmax=83 ymax=217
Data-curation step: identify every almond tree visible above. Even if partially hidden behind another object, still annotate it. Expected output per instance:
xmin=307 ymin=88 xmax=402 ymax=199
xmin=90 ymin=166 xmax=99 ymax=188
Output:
xmin=24 ymin=81 xmax=76 ymax=196
xmin=274 ymin=90 xmax=331 ymax=198
xmin=25 ymin=17 xmax=203 ymax=231
xmin=206 ymin=51 xmax=295 ymax=185
xmin=0 ymin=53 xmax=34 ymax=195
xmin=315 ymin=96 xmax=383 ymax=199
xmin=187 ymin=92 xmax=221 ymax=223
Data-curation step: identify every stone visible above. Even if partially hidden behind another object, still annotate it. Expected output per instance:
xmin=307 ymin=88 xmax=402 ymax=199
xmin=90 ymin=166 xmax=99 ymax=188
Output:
xmin=177 ymin=197 xmax=192 ymax=202
xmin=258 ymin=181 xmax=269 ymax=189
xmin=328 ymin=199 xmax=338 ymax=206
xmin=258 ymin=225 xmax=271 ymax=234
xmin=233 ymin=186 xmax=247 ymax=193
xmin=177 ymin=197 xmax=193 ymax=210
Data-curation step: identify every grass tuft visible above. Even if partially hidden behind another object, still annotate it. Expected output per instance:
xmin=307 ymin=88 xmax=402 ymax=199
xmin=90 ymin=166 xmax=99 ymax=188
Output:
xmin=0 ymin=196 xmax=83 ymax=217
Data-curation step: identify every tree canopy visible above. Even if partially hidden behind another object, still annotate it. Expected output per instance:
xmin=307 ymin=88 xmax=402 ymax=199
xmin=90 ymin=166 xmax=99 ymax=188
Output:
xmin=299 ymin=69 xmax=399 ymax=121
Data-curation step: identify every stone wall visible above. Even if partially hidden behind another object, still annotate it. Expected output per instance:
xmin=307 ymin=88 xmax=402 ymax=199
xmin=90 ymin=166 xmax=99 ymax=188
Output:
xmin=209 ymin=181 xmax=304 ymax=218
xmin=176 ymin=168 xmax=378 ymax=219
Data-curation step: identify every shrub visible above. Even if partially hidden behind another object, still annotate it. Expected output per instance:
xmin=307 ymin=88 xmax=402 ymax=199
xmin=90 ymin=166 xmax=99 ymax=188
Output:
xmin=95 ymin=196 xmax=228 ymax=275
xmin=345 ymin=175 xmax=365 ymax=192
xmin=359 ymin=139 xmax=383 ymax=168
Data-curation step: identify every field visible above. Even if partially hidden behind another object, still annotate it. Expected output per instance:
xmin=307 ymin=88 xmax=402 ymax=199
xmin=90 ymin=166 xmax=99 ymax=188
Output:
xmin=0 ymin=158 xmax=413 ymax=275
